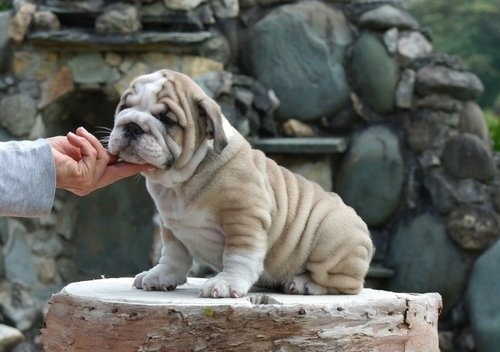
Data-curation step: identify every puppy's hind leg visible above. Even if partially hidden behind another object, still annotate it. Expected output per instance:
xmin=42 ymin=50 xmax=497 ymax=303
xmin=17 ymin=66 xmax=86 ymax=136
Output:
xmin=306 ymin=239 xmax=373 ymax=295
xmin=305 ymin=209 xmax=373 ymax=295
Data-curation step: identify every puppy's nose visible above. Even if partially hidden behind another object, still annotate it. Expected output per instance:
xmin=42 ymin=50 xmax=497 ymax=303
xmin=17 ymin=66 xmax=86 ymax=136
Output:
xmin=124 ymin=123 xmax=144 ymax=140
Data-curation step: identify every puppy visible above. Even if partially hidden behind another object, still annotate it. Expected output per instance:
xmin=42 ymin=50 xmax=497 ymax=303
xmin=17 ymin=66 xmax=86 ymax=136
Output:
xmin=108 ymin=69 xmax=373 ymax=298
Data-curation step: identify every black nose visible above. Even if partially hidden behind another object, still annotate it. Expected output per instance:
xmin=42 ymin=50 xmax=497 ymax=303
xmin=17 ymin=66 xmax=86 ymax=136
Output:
xmin=124 ymin=123 xmax=144 ymax=140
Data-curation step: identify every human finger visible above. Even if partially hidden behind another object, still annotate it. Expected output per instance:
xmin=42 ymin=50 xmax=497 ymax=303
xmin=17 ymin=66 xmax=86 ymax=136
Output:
xmin=75 ymin=127 xmax=109 ymax=163
xmin=66 ymin=131 xmax=98 ymax=172
xmin=47 ymin=136 xmax=82 ymax=160
xmin=95 ymin=162 xmax=155 ymax=189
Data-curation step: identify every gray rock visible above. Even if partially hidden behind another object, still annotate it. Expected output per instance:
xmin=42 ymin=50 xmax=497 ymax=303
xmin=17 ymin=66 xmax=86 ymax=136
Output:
xmin=0 ymin=281 xmax=40 ymax=331
xmin=9 ymin=3 xmax=36 ymax=44
xmin=68 ymin=52 xmax=114 ymax=84
xmin=211 ymin=0 xmax=239 ymax=18
xmin=163 ymin=0 xmax=204 ymax=11
xmin=446 ymin=206 xmax=499 ymax=250
xmin=32 ymin=10 xmax=60 ymax=31
xmin=397 ymin=31 xmax=433 ymax=65
xmin=242 ymin=1 xmax=352 ymax=121
xmin=55 ymin=197 xmax=79 ymax=240
xmin=494 ymin=185 xmax=500 ymax=213
xmin=395 ymin=68 xmax=415 ymax=109
xmin=4 ymin=221 xmax=38 ymax=286
xmin=0 ymin=94 xmax=37 ymax=137
xmin=194 ymin=70 xmax=233 ymax=98
xmin=418 ymin=151 xmax=442 ymax=169
xmin=416 ymin=94 xmax=462 ymax=112
xmin=458 ymin=101 xmax=490 ymax=145
xmin=402 ymin=110 xmax=445 ymax=152
xmin=456 ymin=178 xmax=489 ymax=204
xmin=0 ymin=11 xmax=12 ymax=68
xmin=199 ymin=32 xmax=231 ymax=64
xmin=39 ymin=0 xmax=104 ymax=13
xmin=416 ymin=65 xmax=484 ymax=100
xmin=335 ymin=125 xmax=404 ymax=227
xmin=383 ymin=27 xmax=399 ymax=54
xmin=0 ymin=324 xmax=24 ymax=351
xmin=140 ymin=2 xmax=208 ymax=30
xmin=468 ymin=240 xmax=500 ymax=351
xmin=95 ymin=3 xmax=141 ymax=34
xmin=351 ymin=32 xmax=399 ymax=114
xmin=359 ymin=4 xmax=419 ymax=30
xmin=442 ymin=133 xmax=496 ymax=181
xmin=425 ymin=172 xmax=489 ymax=215
xmin=386 ymin=212 xmax=469 ymax=314
xmin=25 ymin=230 xmax=64 ymax=257
xmin=424 ymin=171 xmax=457 ymax=214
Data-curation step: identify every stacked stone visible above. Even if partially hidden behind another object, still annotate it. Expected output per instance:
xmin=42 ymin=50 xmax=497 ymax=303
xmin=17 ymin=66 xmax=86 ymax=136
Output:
xmin=0 ymin=0 xmax=499 ymax=351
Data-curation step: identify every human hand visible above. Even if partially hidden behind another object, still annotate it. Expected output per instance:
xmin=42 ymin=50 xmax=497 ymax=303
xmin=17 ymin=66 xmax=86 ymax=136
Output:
xmin=48 ymin=127 xmax=154 ymax=196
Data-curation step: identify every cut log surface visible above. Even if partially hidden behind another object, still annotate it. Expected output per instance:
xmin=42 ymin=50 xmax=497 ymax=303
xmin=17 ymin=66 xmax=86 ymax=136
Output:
xmin=41 ymin=277 xmax=442 ymax=352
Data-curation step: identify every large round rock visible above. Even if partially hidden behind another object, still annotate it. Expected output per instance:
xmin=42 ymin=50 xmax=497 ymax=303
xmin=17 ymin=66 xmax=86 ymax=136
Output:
xmin=334 ymin=125 xmax=404 ymax=227
xmin=350 ymin=32 xmax=399 ymax=114
xmin=468 ymin=241 xmax=500 ymax=352
xmin=242 ymin=1 xmax=352 ymax=121
xmin=386 ymin=212 xmax=469 ymax=314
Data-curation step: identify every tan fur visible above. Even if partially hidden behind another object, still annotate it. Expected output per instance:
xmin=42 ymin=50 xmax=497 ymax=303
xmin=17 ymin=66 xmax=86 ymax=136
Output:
xmin=108 ymin=69 xmax=374 ymax=298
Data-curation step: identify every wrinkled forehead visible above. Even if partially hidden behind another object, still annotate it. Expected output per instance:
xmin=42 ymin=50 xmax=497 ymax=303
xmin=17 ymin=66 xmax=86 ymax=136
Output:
xmin=121 ymin=70 xmax=170 ymax=109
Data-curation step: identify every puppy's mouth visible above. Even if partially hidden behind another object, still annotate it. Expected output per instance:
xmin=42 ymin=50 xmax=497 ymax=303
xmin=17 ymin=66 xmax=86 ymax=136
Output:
xmin=109 ymin=137 xmax=174 ymax=171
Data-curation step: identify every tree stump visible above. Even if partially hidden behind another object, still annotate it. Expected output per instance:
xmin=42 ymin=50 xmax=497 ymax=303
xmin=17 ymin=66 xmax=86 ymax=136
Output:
xmin=41 ymin=278 xmax=442 ymax=352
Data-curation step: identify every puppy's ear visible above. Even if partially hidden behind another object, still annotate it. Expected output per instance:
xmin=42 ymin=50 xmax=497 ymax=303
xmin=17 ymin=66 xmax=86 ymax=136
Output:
xmin=198 ymin=98 xmax=228 ymax=154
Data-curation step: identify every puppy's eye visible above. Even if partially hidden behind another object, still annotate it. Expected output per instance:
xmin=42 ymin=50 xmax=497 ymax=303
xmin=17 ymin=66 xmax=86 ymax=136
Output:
xmin=155 ymin=111 xmax=177 ymax=128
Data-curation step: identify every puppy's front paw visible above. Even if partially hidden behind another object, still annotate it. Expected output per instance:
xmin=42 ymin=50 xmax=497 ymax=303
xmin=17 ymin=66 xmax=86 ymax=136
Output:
xmin=133 ymin=264 xmax=187 ymax=292
xmin=199 ymin=273 xmax=252 ymax=298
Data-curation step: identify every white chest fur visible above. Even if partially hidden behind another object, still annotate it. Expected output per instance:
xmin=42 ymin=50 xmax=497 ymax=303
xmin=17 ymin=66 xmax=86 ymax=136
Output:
xmin=146 ymin=182 xmax=226 ymax=271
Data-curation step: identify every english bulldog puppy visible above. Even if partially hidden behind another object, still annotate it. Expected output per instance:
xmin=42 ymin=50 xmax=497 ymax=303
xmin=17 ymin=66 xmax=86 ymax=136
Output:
xmin=108 ymin=69 xmax=374 ymax=298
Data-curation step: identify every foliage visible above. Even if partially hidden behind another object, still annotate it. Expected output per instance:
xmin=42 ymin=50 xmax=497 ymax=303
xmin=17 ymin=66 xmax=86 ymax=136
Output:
xmin=0 ymin=0 xmax=11 ymax=11
xmin=485 ymin=110 xmax=500 ymax=151
xmin=406 ymin=0 xmax=500 ymax=108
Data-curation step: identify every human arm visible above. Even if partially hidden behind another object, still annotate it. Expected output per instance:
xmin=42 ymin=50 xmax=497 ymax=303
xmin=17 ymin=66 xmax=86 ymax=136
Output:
xmin=0 ymin=138 xmax=56 ymax=217
xmin=0 ymin=127 xmax=153 ymax=217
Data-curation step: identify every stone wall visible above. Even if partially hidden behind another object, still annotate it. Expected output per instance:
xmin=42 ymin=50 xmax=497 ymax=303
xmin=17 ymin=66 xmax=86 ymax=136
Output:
xmin=0 ymin=0 xmax=499 ymax=351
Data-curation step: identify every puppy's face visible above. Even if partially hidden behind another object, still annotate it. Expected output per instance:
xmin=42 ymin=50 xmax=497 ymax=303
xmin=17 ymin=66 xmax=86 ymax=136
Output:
xmin=108 ymin=70 xmax=228 ymax=174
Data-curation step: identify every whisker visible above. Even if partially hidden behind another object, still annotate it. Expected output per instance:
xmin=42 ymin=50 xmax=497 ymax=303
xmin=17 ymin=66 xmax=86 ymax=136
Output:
xmin=133 ymin=173 xmax=145 ymax=185
xmin=94 ymin=126 xmax=113 ymax=147
xmin=94 ymin=126 xmax=113 ymax=134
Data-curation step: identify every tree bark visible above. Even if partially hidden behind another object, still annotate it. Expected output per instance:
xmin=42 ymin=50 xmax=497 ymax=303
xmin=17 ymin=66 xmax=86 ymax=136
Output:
xmin=42 ymin=277 xmax=442 ymax=352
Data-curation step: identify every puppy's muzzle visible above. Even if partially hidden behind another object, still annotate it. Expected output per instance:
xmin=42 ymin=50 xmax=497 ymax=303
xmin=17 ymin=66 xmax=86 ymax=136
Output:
xmin=124 ymin=122 xmax=144 ymax=140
